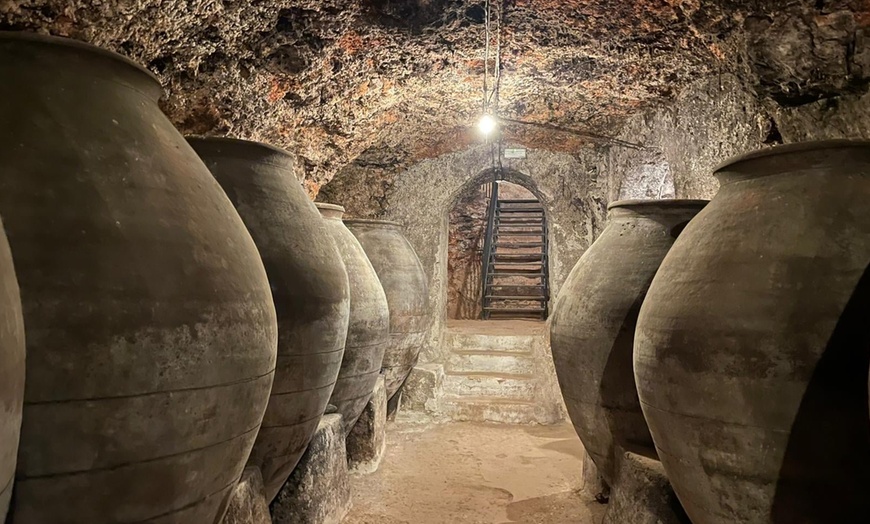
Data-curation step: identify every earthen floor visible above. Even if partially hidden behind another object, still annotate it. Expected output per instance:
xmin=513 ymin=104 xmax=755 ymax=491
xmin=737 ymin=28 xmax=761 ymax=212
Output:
xmin=344 ymin=421 xmax=605 ymax=524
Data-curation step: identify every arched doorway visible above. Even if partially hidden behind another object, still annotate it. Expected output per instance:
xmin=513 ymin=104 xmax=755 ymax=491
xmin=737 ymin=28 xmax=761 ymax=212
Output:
xmin=447 ymin=179 xmax=549 ymax=320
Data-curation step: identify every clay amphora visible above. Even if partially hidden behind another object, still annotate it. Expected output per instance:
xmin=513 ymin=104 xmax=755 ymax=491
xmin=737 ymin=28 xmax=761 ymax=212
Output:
xmin=188 ymin=137 xmax=349 ymax=501
xmin=0 ymin=220 xmax=25 ymax=522
xmin=0 ymin=33 xmax=278 ymax=523
xmin=316 ymin=204 xmax=390 ymax=434
xmin=550 ymin=199 xmax=706 ymax=484
xmin=634 ymin=140 xmax=870 ymax=524
xmin=344 ymin=220 xmax=429 ymax=399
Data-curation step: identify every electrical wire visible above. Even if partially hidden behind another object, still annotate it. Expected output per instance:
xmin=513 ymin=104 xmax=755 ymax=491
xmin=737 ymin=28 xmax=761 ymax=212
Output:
xmin=483 ymin=0 xmax=490 ymax=115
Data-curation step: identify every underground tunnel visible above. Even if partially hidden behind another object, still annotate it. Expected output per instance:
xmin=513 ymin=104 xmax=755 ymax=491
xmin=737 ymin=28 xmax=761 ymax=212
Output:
xmin=1 ymin=1 xmax=870 ymax=523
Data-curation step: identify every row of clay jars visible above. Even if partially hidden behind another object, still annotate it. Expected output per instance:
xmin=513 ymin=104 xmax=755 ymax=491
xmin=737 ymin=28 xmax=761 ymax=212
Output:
xmin=343 ymin=219 xmax=430 ymax=401
xmin=550 ymin=199 xmax=707 ymax=486
xmin=0 ymin=32 xmax=280 ymax=523
xmin=315 ymin=203 xmax=391 ymax=435
xmin=0 ymin=31 xmax=426 ymax=523
xmin=186 ymin=138 xmax=351 ymax=503
xmin=553 ymin=139 xmax=870 ymax=524
xmin=635 ymin=140 xmax=870 ymax=524
xmin=0 ymin=220 xmax=25 ymax=521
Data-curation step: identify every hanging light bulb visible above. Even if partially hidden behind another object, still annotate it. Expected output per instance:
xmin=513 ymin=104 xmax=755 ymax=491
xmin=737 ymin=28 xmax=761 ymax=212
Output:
xmin=478 ymin=114 xmax=497 ymax=136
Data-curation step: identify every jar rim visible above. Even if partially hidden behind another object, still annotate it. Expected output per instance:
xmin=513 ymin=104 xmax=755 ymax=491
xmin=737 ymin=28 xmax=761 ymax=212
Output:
xmin=315 ymin=202 xmax=345 ymax=213
xmin=714 ymin=139 xmax=870 ymax=174
xmin=607 ymin=198 xmax=709 ymax=211
xmin=0 ymin=31 xmax=161 ymax=97
xmin=343 ymin=218 xmax=404 ymax=228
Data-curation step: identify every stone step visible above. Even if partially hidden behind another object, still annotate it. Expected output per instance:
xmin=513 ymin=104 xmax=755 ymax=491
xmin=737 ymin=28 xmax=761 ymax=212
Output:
xmin=446 ymin=350 xmax=536 ymax=375
xmin=442 ymin=372 xmax=537 ymax=400
xmin=443 ymin=332 xmax=541 ymax=353
xmin=440 ymin=396 xmax=555 ymax=424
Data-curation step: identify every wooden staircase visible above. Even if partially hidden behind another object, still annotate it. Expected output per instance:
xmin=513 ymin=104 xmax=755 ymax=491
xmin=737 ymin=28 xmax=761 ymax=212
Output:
xmin=481 ymin=197 xmax=550 ymax=320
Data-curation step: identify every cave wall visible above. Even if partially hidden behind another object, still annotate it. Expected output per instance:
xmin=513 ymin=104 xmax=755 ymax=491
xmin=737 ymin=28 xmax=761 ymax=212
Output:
xmin=605 ymin=72 xmax=870 ymax=203
xmin=446 ymin=183 xmax=489 ymax=321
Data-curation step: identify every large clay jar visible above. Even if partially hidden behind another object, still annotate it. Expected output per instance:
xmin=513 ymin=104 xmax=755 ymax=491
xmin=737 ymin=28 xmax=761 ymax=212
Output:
xmin=635 ymin=140 xmax=870 ymax=524
xmin=344 ymin=220 xmax=428 ymax=399
xmin=0 ymin=33 xmax=278 ymax=523
xmin=0 ymin=220 xmax=25 ymax=523
xmin=316 ymin=204 xmax=390 ymax=433
xmin=550 ymin=199 xmax=706 ymax=484
xmin=188 ymin=137 xmax=349 ymax=502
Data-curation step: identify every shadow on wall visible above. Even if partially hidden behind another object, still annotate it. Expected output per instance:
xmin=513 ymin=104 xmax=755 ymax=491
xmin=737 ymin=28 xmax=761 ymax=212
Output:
xmin=447 ymin=182 xmax=488 ymax=320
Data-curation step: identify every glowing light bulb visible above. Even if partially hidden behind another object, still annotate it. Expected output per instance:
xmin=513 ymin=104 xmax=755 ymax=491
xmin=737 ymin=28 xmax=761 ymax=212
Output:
xmin=478 ymin=114 xmax=497 ymax=136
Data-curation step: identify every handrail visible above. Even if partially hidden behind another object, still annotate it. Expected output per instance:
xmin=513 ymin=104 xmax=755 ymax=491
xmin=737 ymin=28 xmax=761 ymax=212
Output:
xmin=541 ymin=207 xmax=551 ymax=318
xmin=479 ymin=179 xmax=500 ymax=319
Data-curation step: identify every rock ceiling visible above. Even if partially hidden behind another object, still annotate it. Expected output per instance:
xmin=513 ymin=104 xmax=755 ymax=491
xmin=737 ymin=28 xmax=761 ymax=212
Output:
xmin=2 ymin=0 xmax=869 ymax=192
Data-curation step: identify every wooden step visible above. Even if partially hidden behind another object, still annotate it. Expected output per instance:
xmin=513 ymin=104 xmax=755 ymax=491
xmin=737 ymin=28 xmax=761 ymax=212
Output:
xmin=489 ymin=284 xmax=546 ymax=288
xmin=488 ymin=272 xmax=545 ymax=278
xmin=496 ymin=217 xmax=544 ymax=222
xmin=494 ymin=242 xmax=544 ymax=248
xmin=494 ymin=232 xmax=546 ymax=237
xmin=493 ymin=254 xmax=544 ymax=261
xmin=498 ymin=199 xmax=539 ymax=204
xmin=498 ymin=208 xmax=544 ymax=214
xmin=497 ymin=226 xmax=544 ymax=232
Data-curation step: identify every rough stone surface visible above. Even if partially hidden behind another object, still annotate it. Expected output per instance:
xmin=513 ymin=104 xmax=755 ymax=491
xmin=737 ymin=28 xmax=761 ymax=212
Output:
xmin=605 ymin=74 xmax=771 ymax=201
xmin=438 ymin=320 xmax=565 ymax=424
xmin=606 ymin=73 xmax=870 ymax=202
xmin=270 ymin=414 xmax=352 ymax=524
xmin=347 ymin=375 xmax=387 ymax=474
xmin=447 ymin=182 xmax=490 ymax=320
xmin=401 ymin=363 xmax=446 ymax=416
xmin=602 ymin=452 xmax=688 ymax=524
xmin=580 ymin=447 xmax=610 ymax=503
xmin=222 ymin=467 xmax=272 ymax=524
xmin=0 ymin=0 xmax=764 ymax=188
xmin=3 ymin=2 xmax=870 ymax=192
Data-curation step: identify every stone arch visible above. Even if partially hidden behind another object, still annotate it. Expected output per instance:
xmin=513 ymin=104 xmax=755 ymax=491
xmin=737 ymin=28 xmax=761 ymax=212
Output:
xmin=447 ymin=167 xmax=549 ymax=214
xmin=446 ymin=168 xmax=551 ymax=321
xmin=379 ymin=145 xmax=607 ymax=363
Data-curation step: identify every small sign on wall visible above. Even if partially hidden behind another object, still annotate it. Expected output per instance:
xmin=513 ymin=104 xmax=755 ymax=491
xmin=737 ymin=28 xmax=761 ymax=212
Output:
xmin=503 ymin=148 xmax=527 ymax=159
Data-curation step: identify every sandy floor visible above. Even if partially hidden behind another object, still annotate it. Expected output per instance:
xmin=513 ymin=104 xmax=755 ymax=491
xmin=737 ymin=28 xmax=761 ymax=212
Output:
xmin=344 ymin=421 xmax=606 ymax=524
